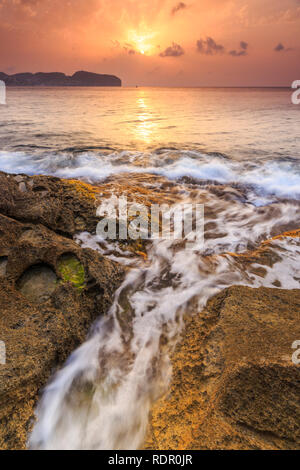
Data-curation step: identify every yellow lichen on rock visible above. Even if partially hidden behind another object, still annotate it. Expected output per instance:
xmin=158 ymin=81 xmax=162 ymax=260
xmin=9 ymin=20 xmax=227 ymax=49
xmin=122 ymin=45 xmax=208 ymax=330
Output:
xmin=145 ymin=286 xmax=300 ymax=450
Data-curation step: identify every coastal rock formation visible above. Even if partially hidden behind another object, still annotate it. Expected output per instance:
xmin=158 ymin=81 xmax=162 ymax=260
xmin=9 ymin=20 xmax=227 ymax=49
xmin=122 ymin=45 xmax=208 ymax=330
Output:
xmin=1 ymin=171 xmax=300 ymax=450
xmin=0 ymin=71 xmax=121 ymax=87
xmin=145 ymin=285 xmax=300 ymax=450
xmin=0 ymin=173 xmax=124 ymax=449
xmin=0 ymin=172 xmax=101 ymax=236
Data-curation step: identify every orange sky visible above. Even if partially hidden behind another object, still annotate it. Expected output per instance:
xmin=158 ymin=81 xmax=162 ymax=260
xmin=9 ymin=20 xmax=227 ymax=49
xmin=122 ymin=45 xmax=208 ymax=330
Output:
xmin=0 ymin=0 xmax=299 ymax=86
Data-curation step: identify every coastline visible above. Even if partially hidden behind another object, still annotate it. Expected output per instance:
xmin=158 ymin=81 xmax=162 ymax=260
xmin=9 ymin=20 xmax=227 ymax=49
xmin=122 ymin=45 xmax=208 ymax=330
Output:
xmin=0 ymin=170 xmax=299 ymax=449
xmin=0 ymin=171 xmax=124 ymax=449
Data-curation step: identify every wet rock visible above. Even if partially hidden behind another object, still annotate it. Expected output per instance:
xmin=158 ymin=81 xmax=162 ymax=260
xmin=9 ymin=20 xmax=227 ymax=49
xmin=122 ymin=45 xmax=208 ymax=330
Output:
xmin=18 ymin=182 xmax=27 ymax=193
xmin=17 ymin=264 xmax=57 ymax=303
xmin=14 ymin=175 xmax=24 ymax=183
xmin=145 ymin=286 xmax=300 ymax=450
xmin=57 ymin=253 xmax=85 ymax=290
xmin=0 ymin=175 xmax=125 ymax=450
xmin=74 ymin=216 xmax=86 ymax=232
xmin=0 ymin=171 xmax=100 ymax=236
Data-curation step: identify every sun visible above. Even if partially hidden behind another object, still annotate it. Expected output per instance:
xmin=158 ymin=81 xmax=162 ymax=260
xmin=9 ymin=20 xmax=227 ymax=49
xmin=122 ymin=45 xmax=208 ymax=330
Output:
xmin=128 ymin=28 xmax=156 ymax=56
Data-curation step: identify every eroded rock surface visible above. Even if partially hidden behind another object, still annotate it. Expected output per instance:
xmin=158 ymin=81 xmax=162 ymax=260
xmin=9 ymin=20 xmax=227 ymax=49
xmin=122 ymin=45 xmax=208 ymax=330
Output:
xmin=0 ymin=173 xmax=124 ymax=449
xmin=0 ymin=171 xmax=100 ymax=236
xmin=17 ymin=264 xmax=58 ymax=303
xmin=145 ymin=286 xmax=300 ymax=450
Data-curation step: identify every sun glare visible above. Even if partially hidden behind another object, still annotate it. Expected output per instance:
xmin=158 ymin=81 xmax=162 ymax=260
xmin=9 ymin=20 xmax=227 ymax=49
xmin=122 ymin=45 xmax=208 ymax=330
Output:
xmin=128 ymin=29 xmax=156 ymax=55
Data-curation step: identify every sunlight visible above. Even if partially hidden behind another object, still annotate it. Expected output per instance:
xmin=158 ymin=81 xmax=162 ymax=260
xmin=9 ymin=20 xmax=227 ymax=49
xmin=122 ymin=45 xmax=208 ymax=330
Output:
xmin=128 ymin=28 xmax=156 ymax=55
xmin=134 ymin=93 xmax=155 ymax=143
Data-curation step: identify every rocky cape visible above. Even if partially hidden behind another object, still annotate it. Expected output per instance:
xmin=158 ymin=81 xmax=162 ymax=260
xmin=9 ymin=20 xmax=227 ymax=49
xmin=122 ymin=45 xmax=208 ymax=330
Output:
xmin=0 ymin=71 xmax=121 ymax=87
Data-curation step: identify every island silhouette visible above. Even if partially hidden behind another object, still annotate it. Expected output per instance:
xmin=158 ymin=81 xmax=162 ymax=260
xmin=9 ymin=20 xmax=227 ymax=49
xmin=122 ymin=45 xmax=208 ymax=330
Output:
xmin=0 ymin=71 xmax=121 ymax=87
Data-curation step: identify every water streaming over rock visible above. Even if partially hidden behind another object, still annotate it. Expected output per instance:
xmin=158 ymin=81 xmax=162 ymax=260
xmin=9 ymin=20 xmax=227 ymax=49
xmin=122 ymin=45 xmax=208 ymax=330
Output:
xmin=28 ymin=171 xmax=300 ymax=449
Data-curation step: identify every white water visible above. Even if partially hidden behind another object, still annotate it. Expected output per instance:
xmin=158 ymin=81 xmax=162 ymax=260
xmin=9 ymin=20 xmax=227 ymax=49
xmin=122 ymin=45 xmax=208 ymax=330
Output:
xmin=29 ymin=184 xmax=300 ymax=450
xmin=1 ymin=149 xmax=300 ymax=200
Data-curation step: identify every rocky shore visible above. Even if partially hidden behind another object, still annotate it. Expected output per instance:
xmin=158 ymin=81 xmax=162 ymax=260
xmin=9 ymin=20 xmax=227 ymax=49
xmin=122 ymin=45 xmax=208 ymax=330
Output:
xmin=145 ymin=285 xmax=300 ymax=450
xmin=0 ymin=171 xmax=124 ymax=449
xmin=0 ymin=170 xmax=299 ymax=450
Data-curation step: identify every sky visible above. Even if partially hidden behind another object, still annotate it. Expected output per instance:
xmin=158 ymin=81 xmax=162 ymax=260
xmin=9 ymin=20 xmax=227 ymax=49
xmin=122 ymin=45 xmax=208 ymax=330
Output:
xmin=0 ymin=0 xmax=299 ymax=86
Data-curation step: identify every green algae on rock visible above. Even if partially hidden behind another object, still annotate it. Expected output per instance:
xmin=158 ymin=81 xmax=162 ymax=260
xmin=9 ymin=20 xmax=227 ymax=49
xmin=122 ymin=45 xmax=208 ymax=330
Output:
xmin=57 ymin=254 xmax=86 ymax=291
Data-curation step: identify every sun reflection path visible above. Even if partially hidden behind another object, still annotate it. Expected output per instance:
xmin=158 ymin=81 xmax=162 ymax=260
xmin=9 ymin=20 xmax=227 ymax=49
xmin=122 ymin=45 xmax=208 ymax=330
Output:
xmin=135 ymin=92 xmax=157 ymax=144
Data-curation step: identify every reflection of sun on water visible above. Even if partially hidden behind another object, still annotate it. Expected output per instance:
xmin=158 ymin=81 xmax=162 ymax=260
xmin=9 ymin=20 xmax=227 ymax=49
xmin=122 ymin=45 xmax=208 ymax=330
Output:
xmin=135 ymin=92 xmax=156 ymax=144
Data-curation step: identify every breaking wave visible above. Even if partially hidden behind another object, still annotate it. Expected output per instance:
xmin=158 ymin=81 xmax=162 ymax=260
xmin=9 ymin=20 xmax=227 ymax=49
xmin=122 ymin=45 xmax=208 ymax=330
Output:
xmin=0 ymin=149 xmax=300 ymax=201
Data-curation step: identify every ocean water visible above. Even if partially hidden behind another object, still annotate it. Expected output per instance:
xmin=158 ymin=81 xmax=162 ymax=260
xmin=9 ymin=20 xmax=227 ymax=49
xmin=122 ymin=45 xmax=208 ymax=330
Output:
xmin=0 ymin=86 xmax=299 ymax=155
xmin=1 ymin=87 xmax=300 ymax=449
xmin=0 ymin=87 xmax=300 ymax=198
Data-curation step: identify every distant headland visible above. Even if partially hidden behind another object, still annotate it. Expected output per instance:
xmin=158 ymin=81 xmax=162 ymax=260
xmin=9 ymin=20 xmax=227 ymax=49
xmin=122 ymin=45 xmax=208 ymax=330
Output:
xmin=0 ymin=71 xmax=122 ymax=87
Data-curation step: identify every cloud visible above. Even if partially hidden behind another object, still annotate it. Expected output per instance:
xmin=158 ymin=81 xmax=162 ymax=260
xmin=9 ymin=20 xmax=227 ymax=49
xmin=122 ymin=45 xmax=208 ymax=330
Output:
xmin=275 ymin=42 xmax=285 ymax=51
xmin=274 ymin=42 xmax=293 ymax=52
xmin=196 ymin=37 xmax=225 ymax=55
xmin=240 ymin=41 xmax=248 ymax=50
xmin=229 ymin=41 xmax=249 ymax=57
xmin=196 ymin=38 xmax=249 ymax=58
xmin=160 ymin=42 xmax=184 ymax=57
xmin=112 ymin=41 xmax=137 ymax=55
xmin=229 ymin=50 xmax=246 ymax=56
xmin=171 ymin=2 xmax=187 ymax=16
xmin=123 ymin=43 xmax=136 ymax=55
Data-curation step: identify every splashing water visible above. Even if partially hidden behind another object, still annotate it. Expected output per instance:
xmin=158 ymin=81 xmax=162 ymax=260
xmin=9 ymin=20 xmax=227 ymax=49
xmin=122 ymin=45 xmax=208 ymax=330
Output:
xmin=1 ymin=87 xmax=298 ymax=449
xmin=29 ymin=180 xmax=300 ymax=450
xmin=1 ymin=149 xmax=300 ymax=200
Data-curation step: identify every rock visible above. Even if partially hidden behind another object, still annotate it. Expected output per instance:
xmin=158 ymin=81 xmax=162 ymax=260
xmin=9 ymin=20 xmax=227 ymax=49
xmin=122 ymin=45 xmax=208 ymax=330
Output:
xmin=18 ymin=182 xmax=27 ymax=193
xmin=0 ymin=171 xmax=155 ymax=258
xmin=16 ymin=264 xmax=57 ymax=303
xmin=0 ymin=171 xmax=101 ymax=236
xmin=0 ymin=175 xmax=125 ymax=450
xmin=145 ymin=286 xmax=300 ymax=450
xmin=57 ymin=253 xmax=86 ymax=290
xmin=74 ymin=216 xmax=87 ymax=232
xmin=14 ymin=176 xmax=24 ymax=183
